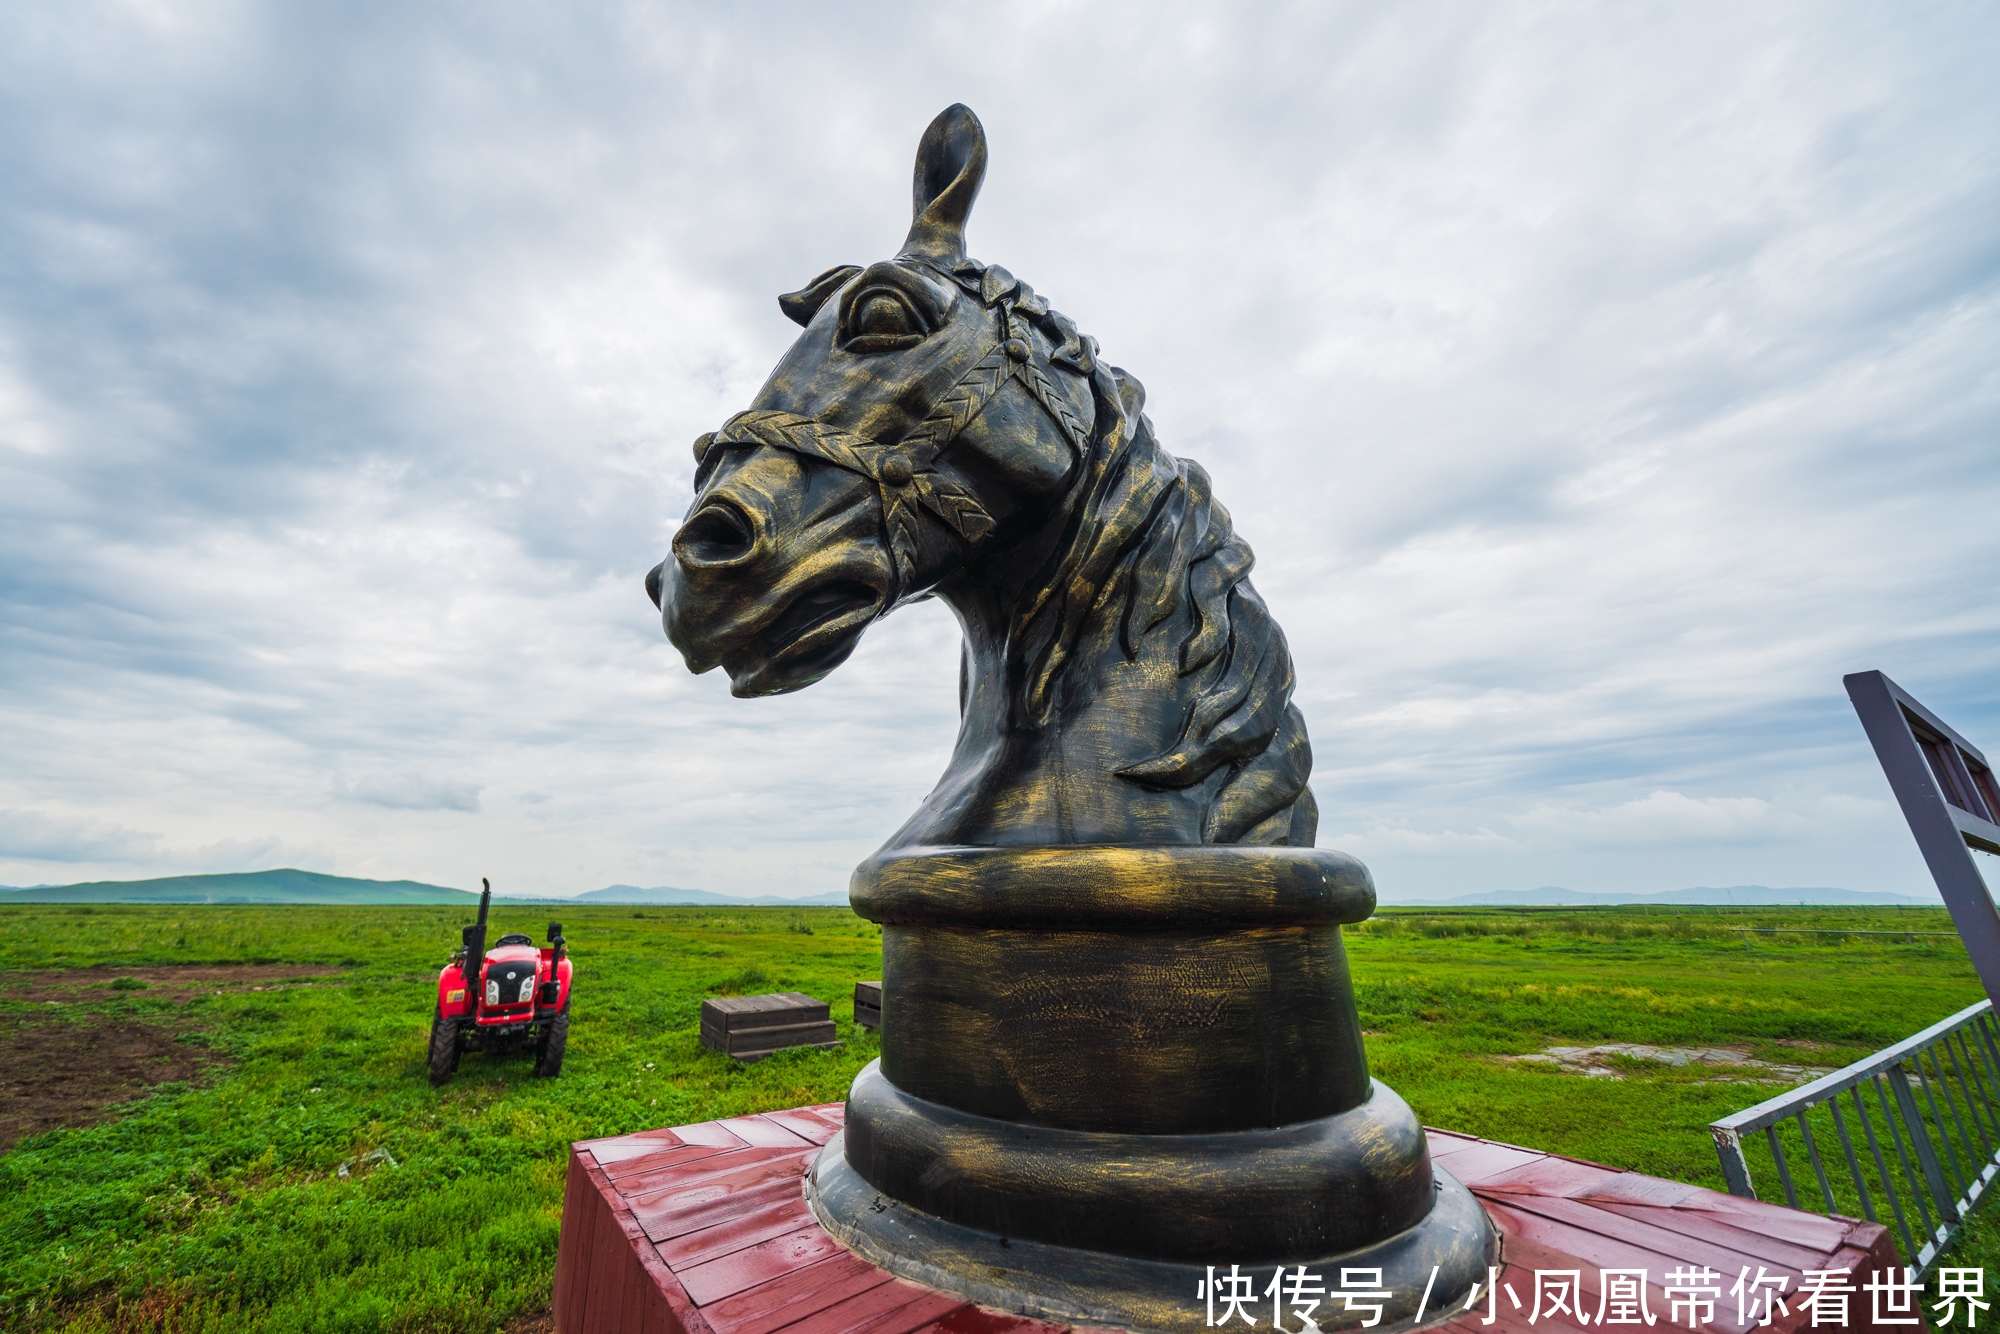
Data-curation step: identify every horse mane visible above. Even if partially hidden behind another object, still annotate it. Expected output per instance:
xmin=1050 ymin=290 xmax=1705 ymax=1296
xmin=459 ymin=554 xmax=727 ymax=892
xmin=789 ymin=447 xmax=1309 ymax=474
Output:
xmin=1000 ymin=314 xmax=1318 ymax=846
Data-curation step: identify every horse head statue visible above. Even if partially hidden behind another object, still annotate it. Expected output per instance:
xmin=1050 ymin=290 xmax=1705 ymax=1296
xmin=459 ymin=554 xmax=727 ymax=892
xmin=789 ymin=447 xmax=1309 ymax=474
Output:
xmin=643 ymin=108 xmax=1495 ymax=1330
xmin=651 ymin=104 xmax=1316 ymax=852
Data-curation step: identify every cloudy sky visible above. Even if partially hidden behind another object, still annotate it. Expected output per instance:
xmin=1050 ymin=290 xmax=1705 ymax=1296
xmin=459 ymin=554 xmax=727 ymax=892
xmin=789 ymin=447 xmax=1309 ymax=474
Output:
xmin=2 ymin=2 xmax=1995 ymax=901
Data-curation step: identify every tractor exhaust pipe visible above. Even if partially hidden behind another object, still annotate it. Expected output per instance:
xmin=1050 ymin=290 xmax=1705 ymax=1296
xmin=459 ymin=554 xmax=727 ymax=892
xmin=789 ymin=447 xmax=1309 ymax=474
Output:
xmin=462 ymin=877 xmax=492 ymax=1001
xmin=540 ymin=921 xmax=567 ymax=1007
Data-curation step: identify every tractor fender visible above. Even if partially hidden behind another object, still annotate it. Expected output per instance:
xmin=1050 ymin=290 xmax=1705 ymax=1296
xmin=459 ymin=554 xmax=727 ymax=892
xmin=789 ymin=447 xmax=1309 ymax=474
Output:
xmin=435 ymin=965 xmax=474 ymax=1018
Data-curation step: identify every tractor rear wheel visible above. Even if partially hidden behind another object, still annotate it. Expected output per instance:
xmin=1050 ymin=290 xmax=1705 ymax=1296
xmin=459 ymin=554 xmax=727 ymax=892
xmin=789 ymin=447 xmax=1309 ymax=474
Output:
xmin=427 ymin=1011 xmax=462 ymax=1086
xmin=534 ymin=1001 xmax=569 ymax=1078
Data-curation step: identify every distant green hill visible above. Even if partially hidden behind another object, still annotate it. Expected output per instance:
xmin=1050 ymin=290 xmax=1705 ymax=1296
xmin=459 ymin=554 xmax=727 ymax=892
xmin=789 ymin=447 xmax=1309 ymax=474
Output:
xmin=0 ymin=868 xmax=486 ymax=905
xmin=0 ymin=870 xmax=855 ymax=907
xmin=1379 ymin=884 xmax=1935 ymax=907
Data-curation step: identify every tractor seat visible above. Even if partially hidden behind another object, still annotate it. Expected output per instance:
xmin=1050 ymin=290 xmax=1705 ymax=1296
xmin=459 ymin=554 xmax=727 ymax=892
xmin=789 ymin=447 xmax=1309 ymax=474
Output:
xmin=493 ymin=932 xmax=535 ymax=947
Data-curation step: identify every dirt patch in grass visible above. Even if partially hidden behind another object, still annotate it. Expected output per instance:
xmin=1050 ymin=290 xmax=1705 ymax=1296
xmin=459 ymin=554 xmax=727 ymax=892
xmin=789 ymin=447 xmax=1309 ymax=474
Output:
xmin=1498 ymin=1042 xmax=1832 ymax=1083
xmin=1 ymin=1015 xmax=230 ymax=1150
xmin=1 ymin=1010 xmax=231 ymax=1150
xmin=0 ymin=966 xmax=327 ymax=1150
xmin=503 ymin=1308 xmax=555 ymax=1334
xmin=3 ymin=962 xmax=350 ymax=1006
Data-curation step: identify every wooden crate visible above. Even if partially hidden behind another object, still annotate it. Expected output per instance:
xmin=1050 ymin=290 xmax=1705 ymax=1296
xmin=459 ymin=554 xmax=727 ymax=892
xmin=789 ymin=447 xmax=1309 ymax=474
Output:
xmin=698 ymin=992 xmax=841 ymax=1063
xmin=853 ymin=980 xmax=881 ymax=1031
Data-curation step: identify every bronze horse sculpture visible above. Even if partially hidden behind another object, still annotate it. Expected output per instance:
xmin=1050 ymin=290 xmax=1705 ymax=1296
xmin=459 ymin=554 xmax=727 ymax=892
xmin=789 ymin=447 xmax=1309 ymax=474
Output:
xmin=651 ymin=106 xmax=1492 ymax=1334
xmin=653 ymin=104 xmax=1313 ymax=853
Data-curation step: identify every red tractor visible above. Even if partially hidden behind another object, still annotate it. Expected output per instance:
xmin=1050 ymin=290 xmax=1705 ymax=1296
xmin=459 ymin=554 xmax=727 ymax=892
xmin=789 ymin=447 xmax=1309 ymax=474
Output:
xmin=428 ymin=878 xmax=572 ymax=1086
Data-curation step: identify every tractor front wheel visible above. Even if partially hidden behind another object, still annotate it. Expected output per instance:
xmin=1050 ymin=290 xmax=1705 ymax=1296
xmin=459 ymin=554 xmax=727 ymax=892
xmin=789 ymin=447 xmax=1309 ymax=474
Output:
xmin=534 ymin=1002 xmax=569 ymax=1078
xmin=427 ymin=1011 xmax=462 ymax=1087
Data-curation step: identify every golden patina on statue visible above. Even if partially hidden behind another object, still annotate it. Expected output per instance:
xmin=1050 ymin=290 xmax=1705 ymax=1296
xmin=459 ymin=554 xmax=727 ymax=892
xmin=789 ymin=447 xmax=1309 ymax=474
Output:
xmin=649 ymin=105 xmax=1495 ymax=1334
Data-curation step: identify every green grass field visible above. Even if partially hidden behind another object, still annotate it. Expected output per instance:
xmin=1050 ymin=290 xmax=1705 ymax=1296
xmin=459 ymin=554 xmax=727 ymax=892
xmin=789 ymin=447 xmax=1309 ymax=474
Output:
xmin=0 ymin=901 xmax=1987 ymax=1333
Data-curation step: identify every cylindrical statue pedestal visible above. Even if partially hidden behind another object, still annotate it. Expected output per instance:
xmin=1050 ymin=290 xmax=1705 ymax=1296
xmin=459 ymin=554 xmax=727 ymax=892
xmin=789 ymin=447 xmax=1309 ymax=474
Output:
xmin=806 ymin=844 xmax=1497 ymax=1334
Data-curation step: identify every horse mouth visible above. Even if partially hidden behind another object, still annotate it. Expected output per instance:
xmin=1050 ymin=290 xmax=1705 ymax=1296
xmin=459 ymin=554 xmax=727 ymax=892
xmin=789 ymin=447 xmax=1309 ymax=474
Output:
xmin=726 ymin=579 xmax=882 ymax=696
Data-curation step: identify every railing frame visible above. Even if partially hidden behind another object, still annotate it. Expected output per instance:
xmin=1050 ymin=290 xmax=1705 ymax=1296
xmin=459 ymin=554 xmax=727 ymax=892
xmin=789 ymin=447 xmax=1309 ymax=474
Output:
xmin=1712 ymin=999 xmax=2000 ymax=1274
xmin=1845 ymin=670 xmax=2000 ymax=1006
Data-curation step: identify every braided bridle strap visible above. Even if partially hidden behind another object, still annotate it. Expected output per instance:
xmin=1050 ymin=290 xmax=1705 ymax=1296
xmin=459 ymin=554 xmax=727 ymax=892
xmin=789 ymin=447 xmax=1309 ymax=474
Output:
xmin=711 ymin=407 xmax=994 ymax=588
xmin=708 ymin=284 xmax=1090 ymax=597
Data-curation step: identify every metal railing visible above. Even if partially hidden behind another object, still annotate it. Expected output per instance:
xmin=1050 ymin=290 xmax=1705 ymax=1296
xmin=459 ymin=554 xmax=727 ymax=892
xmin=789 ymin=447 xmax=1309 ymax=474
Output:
xmin=1711 ymin=999 xmax=2000 ymax=1275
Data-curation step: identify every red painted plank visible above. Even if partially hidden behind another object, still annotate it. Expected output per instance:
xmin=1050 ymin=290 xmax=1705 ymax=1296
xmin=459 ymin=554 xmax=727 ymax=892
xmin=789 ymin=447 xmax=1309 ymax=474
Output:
xmin=623 ymin=1246 xmax=660 ymax=1334
xmin=595 ymin=1138 xmax=691 ymax=1166
xmin=1569 ymin=1171 xmax=1707 ymax=1209
xmin=1483 ymin=1229 xmax=1611 ymax=1319
xmin=623 ymin=1243 xmax=655 ymax=1334
xmin=634 ymin=1229 xmax=711 ymax=1334
xmin=1434 ymin=1139 xmax=1548 ymax=1185
xmin=844 ymin=1296 xmax=973 ymax=1334
xmin=1835 ymin=1231 xmax=1918 ymax=1334
xmin=623 ymin=1146 xmax=817 ymax=1216
xmin=781 ymin=1282 xmax=965 ymax=1334
xmin=701 ymin=1253 xmax=894 ymax=1334
xmin=1584 ymin=1198 xmax=1860 ymax=1265
xmin=653 ymin=1192 xmax=818 ymax=1269
xmin=1476 ymin=1153 xmax=1631 ymax=1200
xmin=921 ymin=1309 xmax=1073 ymax=1334
xmin=1639 ymin=1191 xmax=1865 ymax=1250
xmin=624 ymin=1144 xmax=812 ymax=1208
xmin=1441 ymin=1127 xmax=1625 ymax=1175
xmin=717 ymin=1114 xmax=816 ymax=1148
xmin=637 ymin=1174 xmax=810 ymax=1245
xmin=605 ymin=1140 xmax=748 ymax=1184
xmin=1541 ymin=1148 xmax=1629 ymax=1173
xmin=1444 ymin=1227 xmax=1762 ymax=1334
xmin=672 ymin=1121 xmax=755 ymax=1148
xmin=578 ymin=1127 xmax=689 ymax=1150
xmin=1480 ymin=1194 xmax=1818 ymax=1303
xmin=1498 ymin=1189 xmax=1840 ymax=1274
xmin=554 ymin=1149 xmax=597 ymax=1334
xmin=676 ymin=1225 xmax=849 ymax=1305
xmin=633 ymin=1283 xmax=663 ymax=1334
xmin=581 ymin=1184 xmax=638 ymax=1334
xmin=638 ymin=1288 xmax=668 ymax=1334
xmin=758 ymin=1107 xmax=843 ymax=1144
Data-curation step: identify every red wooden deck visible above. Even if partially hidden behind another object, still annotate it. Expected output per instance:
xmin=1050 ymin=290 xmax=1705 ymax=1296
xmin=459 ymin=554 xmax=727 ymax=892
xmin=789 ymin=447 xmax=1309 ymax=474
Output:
xmin=552 ymin=1105 xmax=1907 ymax=1334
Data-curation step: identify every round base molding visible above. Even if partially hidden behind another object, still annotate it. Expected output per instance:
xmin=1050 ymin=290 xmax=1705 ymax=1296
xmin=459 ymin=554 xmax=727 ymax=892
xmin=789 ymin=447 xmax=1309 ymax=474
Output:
xmin=808 ymin=1122 xmax=1496 ymax=1334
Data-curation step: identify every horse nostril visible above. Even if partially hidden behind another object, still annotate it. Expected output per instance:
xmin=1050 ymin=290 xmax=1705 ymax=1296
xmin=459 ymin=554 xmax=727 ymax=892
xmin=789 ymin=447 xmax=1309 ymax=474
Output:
xmin=644 ymin=561 xmax=664 ymax=609
xmin=675 ymin=503 xmax=758 ymax=568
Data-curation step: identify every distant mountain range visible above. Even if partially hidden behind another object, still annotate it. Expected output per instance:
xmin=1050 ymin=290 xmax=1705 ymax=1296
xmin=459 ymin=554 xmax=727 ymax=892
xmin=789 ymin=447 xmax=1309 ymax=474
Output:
xmin=0 ymin=868 xmax=849 ymax=907
xmin=0 ymin=868 xmax=488 ymax=905
xmin=1378 ymin=885 xmax=1936 ymax=907
xmin=0 ymin=870 xmax=1937 ymax=910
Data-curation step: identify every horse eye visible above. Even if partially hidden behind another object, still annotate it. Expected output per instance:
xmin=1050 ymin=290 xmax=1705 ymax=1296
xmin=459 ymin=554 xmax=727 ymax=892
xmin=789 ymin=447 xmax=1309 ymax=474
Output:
xmin=858 ymin=295 xmax=911 ymax=337
xmin=841 ymin=287 xmax=929 ymax=352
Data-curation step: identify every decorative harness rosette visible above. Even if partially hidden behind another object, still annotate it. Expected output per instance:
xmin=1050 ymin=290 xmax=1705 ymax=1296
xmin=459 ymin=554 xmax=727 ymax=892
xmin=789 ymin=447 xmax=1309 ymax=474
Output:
xmin=693 ymin=261 xmax=1093 ymax=604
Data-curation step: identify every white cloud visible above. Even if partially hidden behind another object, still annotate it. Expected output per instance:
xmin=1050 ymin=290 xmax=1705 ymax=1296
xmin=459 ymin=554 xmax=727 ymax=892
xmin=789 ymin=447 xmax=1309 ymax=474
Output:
xmin=0 ymin=807 xmax=312 ymax=884
xmin=0 ymin=2 xmax=1993 ymax=897
xmin=333 ymin=773 xmax=482 ymax=813
xmin=0 ymin=808 xmax=159 ymax=864
xmin=1510 ymin=791 xmax=1810 ymax=850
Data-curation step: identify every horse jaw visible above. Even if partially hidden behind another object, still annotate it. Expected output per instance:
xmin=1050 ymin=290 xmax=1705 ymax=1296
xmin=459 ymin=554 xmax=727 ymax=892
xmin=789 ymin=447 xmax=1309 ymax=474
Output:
xmin=660 ymin=449 xmax=894 ymax=697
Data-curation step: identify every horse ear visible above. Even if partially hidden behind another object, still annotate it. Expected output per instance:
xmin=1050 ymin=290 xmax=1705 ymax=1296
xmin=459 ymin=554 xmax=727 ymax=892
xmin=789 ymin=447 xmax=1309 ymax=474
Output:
xmin=778 ymin=265 xmax=862 ymax=327
xmin=901 ymin=105 xmax=987 ymax=263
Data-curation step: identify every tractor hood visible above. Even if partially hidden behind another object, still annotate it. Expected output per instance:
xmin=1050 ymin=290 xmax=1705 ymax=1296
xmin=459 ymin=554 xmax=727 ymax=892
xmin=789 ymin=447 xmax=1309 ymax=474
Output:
xmin=481 ymin=953 xmax=542 ymax=1008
